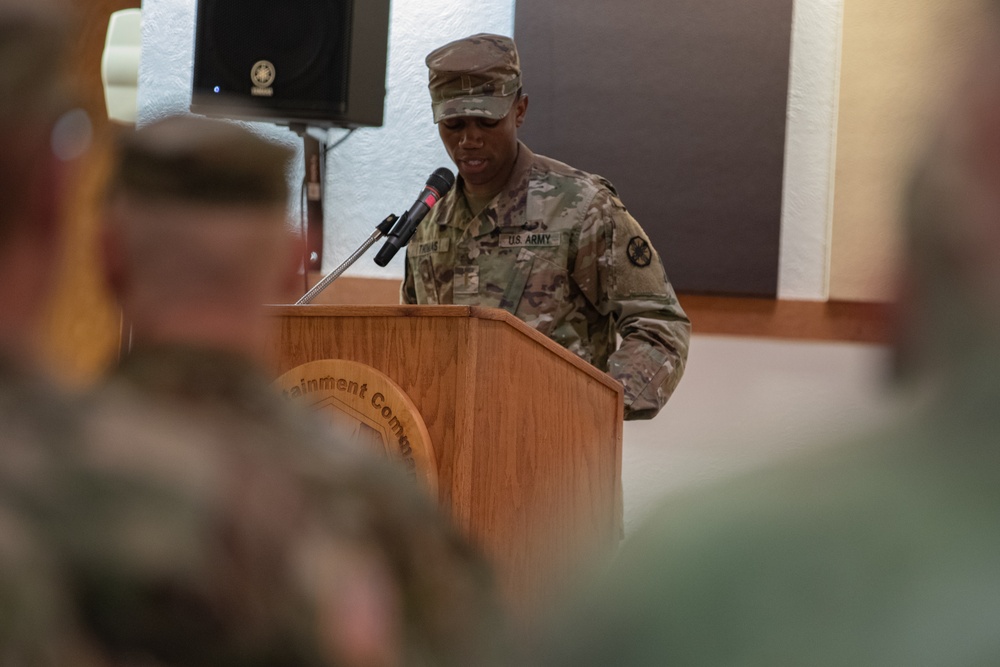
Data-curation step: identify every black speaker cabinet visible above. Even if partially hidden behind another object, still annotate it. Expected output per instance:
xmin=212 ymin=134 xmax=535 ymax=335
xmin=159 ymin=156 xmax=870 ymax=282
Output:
xmin=190 ymin=0 xmax=390 ymax=128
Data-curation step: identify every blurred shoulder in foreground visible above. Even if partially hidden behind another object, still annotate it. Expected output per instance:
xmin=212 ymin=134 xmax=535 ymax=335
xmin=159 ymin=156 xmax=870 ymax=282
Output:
xmin=71 ymin=113 xmax=509 ymax=665
xmin=534 ymin=7 xmax=1000 ymax=666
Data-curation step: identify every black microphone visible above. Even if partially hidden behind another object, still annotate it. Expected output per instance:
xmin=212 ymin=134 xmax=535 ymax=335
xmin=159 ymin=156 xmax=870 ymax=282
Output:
xmin=374 ymin=167 xmax=455 ymax=266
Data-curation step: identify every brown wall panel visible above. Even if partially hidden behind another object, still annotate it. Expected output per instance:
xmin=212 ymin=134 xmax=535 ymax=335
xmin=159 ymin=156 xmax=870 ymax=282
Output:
xmin=515 ymin=0 xmax=794 ymax=296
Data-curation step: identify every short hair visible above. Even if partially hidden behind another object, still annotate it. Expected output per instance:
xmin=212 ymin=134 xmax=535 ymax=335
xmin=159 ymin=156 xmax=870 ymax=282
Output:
xmin=109 ymin=115 xmax=294 ymax=207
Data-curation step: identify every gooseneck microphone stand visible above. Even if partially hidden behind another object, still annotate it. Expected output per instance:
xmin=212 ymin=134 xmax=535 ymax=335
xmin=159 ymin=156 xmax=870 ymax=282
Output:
xmin=295 ymin=213 xmax=398 ymax=305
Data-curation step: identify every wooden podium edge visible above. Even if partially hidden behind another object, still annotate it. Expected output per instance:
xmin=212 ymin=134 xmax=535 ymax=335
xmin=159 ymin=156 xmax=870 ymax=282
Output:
xmin=265 ymin=304 xmax=624 ymax=397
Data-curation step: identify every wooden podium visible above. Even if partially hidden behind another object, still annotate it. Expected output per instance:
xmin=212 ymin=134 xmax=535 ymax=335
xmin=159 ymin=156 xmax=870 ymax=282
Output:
xmin=264 ymin=304 xmax=623 ymax=618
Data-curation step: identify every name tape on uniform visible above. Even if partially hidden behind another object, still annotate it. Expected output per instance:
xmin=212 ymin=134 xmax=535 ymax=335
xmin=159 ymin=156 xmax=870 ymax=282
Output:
xmin=413 ymin=238 xmax=450 ymax=256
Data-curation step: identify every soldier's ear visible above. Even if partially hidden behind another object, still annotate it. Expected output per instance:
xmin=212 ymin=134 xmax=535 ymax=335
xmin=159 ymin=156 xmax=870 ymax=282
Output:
xmin=513 ymin=94 xmax=528 ymax=128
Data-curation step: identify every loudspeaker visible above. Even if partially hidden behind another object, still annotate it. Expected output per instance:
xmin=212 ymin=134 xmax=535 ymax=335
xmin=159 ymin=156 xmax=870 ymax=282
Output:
xmin=190 ymin=0 xmax=390 ymax=128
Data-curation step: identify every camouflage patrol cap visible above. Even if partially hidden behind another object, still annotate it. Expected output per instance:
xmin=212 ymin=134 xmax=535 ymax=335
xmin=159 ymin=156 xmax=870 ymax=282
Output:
xmin=426 ymin=33 xmax=521 ymax=123
xmin=111 ymin=115 xmax=293 ymax=205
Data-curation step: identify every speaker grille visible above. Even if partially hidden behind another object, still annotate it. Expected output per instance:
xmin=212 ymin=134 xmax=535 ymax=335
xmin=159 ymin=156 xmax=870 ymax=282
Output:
xmin=192 ymin=0 xmax=353 ymax=122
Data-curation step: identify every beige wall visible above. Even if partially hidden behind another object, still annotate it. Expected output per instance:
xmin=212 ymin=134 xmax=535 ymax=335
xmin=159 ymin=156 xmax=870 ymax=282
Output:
xmin=830 ymin=0 xmax=990 ymax=300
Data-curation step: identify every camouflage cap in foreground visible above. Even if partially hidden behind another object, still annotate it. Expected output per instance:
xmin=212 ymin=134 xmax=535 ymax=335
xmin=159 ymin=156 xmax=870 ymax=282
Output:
xmin=426 ymin=33 xmax=521 ymax=123
xmin=111 ymin=115 xmax=293 ymax=205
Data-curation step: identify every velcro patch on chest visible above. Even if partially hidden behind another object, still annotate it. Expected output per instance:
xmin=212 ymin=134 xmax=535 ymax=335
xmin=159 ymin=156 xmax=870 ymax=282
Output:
xmin=499 ymin=231 xmax=561 ymax=248
xmin=454 ymin=265 xmax=480 ymax=295
xmin=412 ymin=238 xmax=451 ymax=257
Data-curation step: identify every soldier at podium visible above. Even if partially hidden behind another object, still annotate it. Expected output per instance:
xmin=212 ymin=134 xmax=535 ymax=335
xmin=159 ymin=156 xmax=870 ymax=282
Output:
xmin=402 ymin=33 xmax=691 ymax=420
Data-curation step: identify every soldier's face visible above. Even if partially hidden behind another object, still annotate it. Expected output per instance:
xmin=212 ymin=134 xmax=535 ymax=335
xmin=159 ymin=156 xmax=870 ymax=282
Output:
xmin=438 ymin=94 xmax=528 ymax=198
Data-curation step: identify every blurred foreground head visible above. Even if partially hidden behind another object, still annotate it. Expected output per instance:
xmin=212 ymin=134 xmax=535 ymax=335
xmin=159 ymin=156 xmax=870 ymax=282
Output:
xmin=0 ymin=0 xmax=73 ymax=357
xmin=899 ymin=6 xmax=1000 ymax=394
xmin=102 ymin=115 xmax=297 ymax=359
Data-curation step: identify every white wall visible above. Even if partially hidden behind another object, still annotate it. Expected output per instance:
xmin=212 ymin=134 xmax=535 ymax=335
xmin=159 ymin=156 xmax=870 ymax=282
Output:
xmin=780 ymin=0 xmax=843 ymax=300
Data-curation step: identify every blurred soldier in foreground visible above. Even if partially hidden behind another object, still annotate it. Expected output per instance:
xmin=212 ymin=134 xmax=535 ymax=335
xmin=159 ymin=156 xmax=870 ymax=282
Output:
xmin=0 ymin=4 xmax=504 ymax=663
xmin=0 ymin=1 xmax=80 ymax=659
xmin=403 ymin=34 xmax=690 ymax=420
xmin=0 ymin=0 xmax=73 ymax=375
xmin=533 ymin=8 xmax=1000 ymax=666
xmin=91 ymin=114 xmax=505 ymax=666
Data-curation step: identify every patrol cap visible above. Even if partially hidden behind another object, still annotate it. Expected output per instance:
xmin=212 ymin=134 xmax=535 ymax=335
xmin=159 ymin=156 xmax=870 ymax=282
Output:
xmin=110 ymin=115 xmax=293 ymax=206
xmin=426 ymin=33 xmax=521 ymax=123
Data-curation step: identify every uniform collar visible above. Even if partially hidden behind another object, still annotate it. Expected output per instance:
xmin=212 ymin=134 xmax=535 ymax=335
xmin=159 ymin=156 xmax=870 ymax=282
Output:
xmin=441 ymin=141 xmax=535 ymax=237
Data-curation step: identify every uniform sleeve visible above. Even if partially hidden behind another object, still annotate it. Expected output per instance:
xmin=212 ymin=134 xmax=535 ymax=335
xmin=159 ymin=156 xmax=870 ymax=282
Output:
xmin=575 ymin=187 xmax=691 ymax=420
xmin=400 ymin=251 xmax=417 ymax=304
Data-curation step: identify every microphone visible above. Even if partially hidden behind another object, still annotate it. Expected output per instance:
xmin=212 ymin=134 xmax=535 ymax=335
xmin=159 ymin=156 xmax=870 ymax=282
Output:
xmin=374 ymin=167 xmax=455 ymax=266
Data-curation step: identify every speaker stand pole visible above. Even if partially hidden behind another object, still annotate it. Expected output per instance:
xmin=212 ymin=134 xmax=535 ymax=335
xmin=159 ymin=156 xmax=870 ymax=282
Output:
xmin=291 ymin=124 xmax=324 ymax=276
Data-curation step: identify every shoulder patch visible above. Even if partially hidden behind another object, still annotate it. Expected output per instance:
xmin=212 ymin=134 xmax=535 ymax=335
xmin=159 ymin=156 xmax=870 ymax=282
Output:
xmin=454 ymin=265 xmax=479 ymax=295
xmin=626 ymin=236 xmax=653 ymax=268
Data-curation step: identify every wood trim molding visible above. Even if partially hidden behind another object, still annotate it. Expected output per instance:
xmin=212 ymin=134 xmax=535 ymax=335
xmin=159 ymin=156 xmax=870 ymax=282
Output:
xmin=301 ymin=274 xmax=893 ymax=344
xmin=678 ymin=294 xmax=893 ymax=344
xmin=303 ymin=273 xmax=402 ymax=305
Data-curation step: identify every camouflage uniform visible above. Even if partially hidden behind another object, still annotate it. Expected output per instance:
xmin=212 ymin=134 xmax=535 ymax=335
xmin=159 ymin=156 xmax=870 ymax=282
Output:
xmin=0 ymin=351 xmax=347 ymax=665
xmin=403 ymin=143 xmax=690 ymax=419
xmin=0 ymin=357 xmax=84 ymax=665
xmin=406 ymin=34 xmax=690 ymax=420
xmin=0 ymin=349 xmax=507 ymax=666
xmin=59 ymin=115 xmax=508 ymax=665
xmin=94 ymin=343 xmax=508 ymax=666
